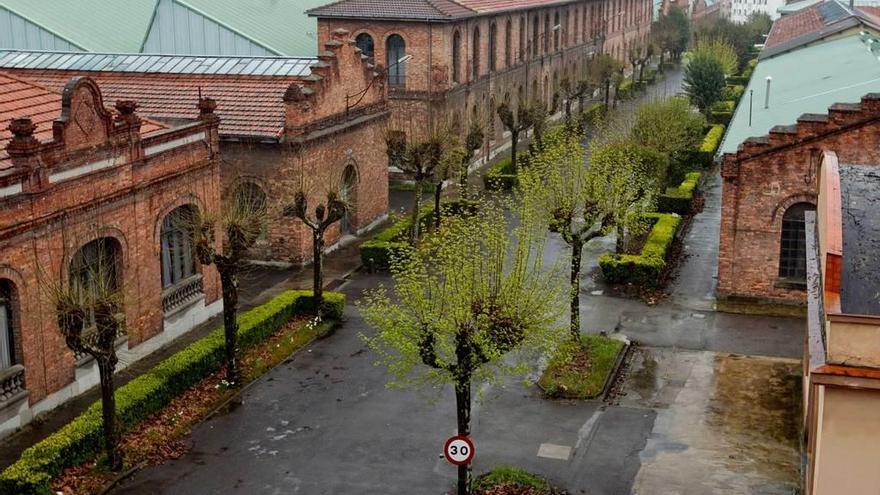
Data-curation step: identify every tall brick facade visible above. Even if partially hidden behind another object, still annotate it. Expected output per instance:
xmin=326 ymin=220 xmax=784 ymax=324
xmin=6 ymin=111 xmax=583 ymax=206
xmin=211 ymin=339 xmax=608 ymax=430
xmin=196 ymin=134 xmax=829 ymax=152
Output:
xmin=310 ymin=0 xmax=652 ymax=147
xmin=0 ymin=74 xmax=222 ymax=436
xmin=0 ymin=30 xmax=391 ymax=265
xmin=718 ymin=93 xmax=880 ymax=310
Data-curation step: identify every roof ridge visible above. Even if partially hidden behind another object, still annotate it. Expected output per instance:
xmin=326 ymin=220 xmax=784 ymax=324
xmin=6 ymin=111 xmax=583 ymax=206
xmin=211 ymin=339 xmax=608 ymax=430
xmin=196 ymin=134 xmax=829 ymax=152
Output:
xmin=172 ymin=0 xmax=286 ymax=56
xmin=0 ymin=70 xmax=62 ymax=97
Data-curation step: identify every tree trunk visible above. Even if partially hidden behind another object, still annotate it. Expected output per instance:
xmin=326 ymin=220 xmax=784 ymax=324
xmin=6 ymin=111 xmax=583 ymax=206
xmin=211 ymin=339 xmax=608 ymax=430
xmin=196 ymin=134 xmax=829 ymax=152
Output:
xmin=459 ymin=154 xmax=471 ymax=198
xmin=411 ymin=180 xmax=423 ymax=245
xmin=604 ymin=79 xmax=611 ymax=111
xmin=312 ymin=228 xmax=324 ymax=313
xmin=616 ymin=224 xmax=626 ymax=254
xmin=455 ymin=378 xmax=472 ymax=495
xmin=659 ymin=51 xmax=665 ymax=68
xmin=564 ymin=98 xmax=572 ymax=122
xmin=98 ymin=358 xmax=122 ymax=471
xmin=434 ymin=183 xmax=443 ymax=230
xmin=219 ymin=268 xmax=239 ymax=384
xmin=510 ymin=130 xmax=519 ymax=172
xmin=570 ymin=239 xmax=583 ymax=342
xmin=639 ymin=62 xmax=646 ymax=82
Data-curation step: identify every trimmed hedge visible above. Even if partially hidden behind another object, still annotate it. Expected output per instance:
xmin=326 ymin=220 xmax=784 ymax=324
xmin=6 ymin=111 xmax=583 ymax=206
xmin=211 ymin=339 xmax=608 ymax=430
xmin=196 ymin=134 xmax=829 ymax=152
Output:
xmin=617 ymin=79 xmax=635 ymax=100
xmin=658 ymin=172 xmax=701 ymax=214
xmin=599 ymin=213 xmax=682 ymax=287
xmin=701 ymin=124 xmax=725 ymax=155
xmin=0 ymin=290 xmax=344 ymax=495
xmin=360 ymin=199 xmax=477 ymax=270
xmin=483 ymin=154 xmax=517 ymax=190
xmin=726 ymin=75 xmax=750 ymax=86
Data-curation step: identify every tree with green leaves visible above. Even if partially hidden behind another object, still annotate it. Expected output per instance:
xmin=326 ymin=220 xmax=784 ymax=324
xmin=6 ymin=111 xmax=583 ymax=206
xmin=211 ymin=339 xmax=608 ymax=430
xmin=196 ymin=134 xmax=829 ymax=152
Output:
xmin=559 ymin=77 xmax=593 ymax=125
xmin=47 ymin=243 xmax=125 ymax=470
xmin=458 ymin=119 xmax=485 ymax=198
xmin=653 ymin=6 xmax=689 ymax=64
xmin=359 ymin=201 xmax=565 ymax=495
xmin=630 ymin=97 xmax=706 ymax=183
xmin=683 ymin=52 xmax=726 ymax=117
xmin=587 ymin=53 xmax=622 ymax=111
xmin=191 ymin=183 xmax=263 ymax=385
xmin=519 ymin=129 xmax=665 ymax=341
xmin=690 ymin=37 xmax=738 ymax=76
xmin=497 ymin=99 xmax=538 ymax=172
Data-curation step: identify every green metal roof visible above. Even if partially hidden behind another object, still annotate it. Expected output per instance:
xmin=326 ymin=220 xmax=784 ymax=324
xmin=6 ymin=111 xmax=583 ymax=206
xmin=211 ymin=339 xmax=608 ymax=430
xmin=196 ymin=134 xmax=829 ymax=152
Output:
xmin=718 ymin=33 xmax=880 ymax=156
xmin=777 ymin=0 xmax=823 ymax=15
xmin=0 ymin=0 xmax=159 ymax=52
xmin=176 ymin=0 xmax=333 ymax=56
xmin=0 ymin=0 xmax=330 ymax=56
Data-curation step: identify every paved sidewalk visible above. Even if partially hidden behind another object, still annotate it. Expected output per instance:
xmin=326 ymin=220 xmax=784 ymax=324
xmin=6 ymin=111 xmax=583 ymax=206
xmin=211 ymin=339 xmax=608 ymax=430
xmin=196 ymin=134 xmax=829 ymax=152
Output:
xmin=0 ymin=242 xmax=366 ymax=470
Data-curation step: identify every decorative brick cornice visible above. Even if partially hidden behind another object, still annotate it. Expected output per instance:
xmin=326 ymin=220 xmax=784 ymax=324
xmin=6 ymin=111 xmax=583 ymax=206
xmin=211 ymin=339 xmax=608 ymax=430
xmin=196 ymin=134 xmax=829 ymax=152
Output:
xmin=730 ymin=93 xmax=880 ymax=163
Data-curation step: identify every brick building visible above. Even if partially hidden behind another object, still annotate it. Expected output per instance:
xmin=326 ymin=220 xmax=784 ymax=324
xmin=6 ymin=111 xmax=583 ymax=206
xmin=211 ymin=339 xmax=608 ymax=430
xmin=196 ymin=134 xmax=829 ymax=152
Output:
xmin=715 ymin=9 xmax=880 ymax=312
xmin=0 ymin=28 xmax=391 ymax=265
xmin=718 ymin=94 xmax=880 ymax=312
xmin=307 ymin=0 xmax=653 ymax=148
xmin=0 ymin=72 xmax=222 ymax=437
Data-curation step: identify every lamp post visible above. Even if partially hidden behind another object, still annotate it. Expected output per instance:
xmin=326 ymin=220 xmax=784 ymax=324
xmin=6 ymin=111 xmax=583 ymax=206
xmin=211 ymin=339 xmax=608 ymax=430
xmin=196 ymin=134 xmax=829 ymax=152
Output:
xmin=344 ymin=54 xmax=413 ymax=118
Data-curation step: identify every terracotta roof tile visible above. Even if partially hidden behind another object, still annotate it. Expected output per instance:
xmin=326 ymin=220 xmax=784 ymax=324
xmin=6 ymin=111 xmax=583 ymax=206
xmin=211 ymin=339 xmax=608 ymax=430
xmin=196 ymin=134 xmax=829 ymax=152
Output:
xmin=765 ymin=0 xmax=851 ymax=49
xmin=308 ymin=0 xmax=581 ymax=20
xmin=0 ymin=71 xmax=165 ymax=169
xmin=1 ymin=69 xmax=299 ymax=141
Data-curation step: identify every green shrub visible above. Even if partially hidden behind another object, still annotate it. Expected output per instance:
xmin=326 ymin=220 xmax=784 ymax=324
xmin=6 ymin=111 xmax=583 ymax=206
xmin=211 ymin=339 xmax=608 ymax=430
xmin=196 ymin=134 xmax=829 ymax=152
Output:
xmin=723 ymin=84 xmax=744 ymax=102
xmin=658 ymin=172 xmax=701 ymax=214
xmin=473 ymin=467 xmax=550 ymax=494
xmin=483 ymin=154 xmax=518 ymax=190
xmin=0 ymin=290 xmax=344 ymax=495
xmin=538 ymin=334 xmax=625 ymax=399
xmin=617 ymin=79 xmax=634 ymax=100
xmin=360 ymin=199 xmax=478 ymax=270
xmin=599 ymin=213 xmax=682 ymax=287
xmin=726 ymin=75 xmax=749 ymax=86
xmin=709 ymin=109 xmax=733 ymax=125
xmin=701 ymin=125 xmax=725 ymax=154
xmin=580 ymin=102 xmax=605 ymax=129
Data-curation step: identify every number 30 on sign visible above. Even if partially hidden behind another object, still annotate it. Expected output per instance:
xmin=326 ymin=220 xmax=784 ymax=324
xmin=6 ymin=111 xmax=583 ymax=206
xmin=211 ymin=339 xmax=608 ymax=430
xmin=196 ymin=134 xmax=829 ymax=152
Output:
xmin=444 ymin=435 xmax=475 ymax=465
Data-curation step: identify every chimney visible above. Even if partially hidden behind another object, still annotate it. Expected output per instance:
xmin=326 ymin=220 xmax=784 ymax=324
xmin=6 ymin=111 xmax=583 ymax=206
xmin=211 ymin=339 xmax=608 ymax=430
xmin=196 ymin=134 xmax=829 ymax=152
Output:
xmin=764 ymin=76 xmax=772 ymax=110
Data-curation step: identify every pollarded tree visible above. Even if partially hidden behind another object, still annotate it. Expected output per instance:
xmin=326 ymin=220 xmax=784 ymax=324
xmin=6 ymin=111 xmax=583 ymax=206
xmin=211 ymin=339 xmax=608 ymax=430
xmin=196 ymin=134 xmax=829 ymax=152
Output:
xmin=287 ymin=190 xmax=347 ymax=313
xmin=458 ymin=119 xmax=485 ymax=198
xmin=191 ymin=183 xmax=263 ymax=384
xmin=359 ymin=201 xmax=565 ymax=495
xmin=48 ymin=247 xmax=125 ymax=470
xmin=559 ymin=77 xmax=592 ymax=127
xmin=683 ymin=52 xmax=726 ymax=117
xmin=519 ymin=129 xmax=665 ymax=342
xmin=588 ymin=53 xmax=622 ymax=111
xmin=496 ymin=99 xmax=538 ymax=173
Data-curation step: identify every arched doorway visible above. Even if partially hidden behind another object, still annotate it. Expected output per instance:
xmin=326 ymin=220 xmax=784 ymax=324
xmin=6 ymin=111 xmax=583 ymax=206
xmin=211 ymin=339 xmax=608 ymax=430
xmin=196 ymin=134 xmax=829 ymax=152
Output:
xmin=340 ymin=165 xmax=358 ymax=235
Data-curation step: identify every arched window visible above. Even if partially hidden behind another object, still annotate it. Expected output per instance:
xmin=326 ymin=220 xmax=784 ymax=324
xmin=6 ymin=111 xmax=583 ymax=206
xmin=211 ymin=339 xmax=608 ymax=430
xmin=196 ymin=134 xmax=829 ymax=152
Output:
xmin=778 ymin=203 xmax=816 ymax=281
xmin=532 ymin=16 xmax=539 ymax=57
xmin=489 ymin=22 xmax=497 ymax=72
xmin=0 ymin=280 xmax=18 ymax=370
xmin=70 ymin=237 xmax=122 ymax=329
xmin=553 ymin=12 xmax=560 ymax=51
xmin=472 ymin=26 xmax=481 ymax=79
xmin=160 ymin=205 xmax=198 ymax=289
xmin=452 ymin=30 xmax=462 ymax=83
xmin=341 ymin=165 xmax=358 ymax=235
xmin=386 ymin=34 xmax=407 ymax=87
xmin=504 ymin=20 xmax=512 ymax=67
xmin=355 ymin=33 xmax=374 ymax=60
xmin=519 ymin=17 xmax=526 ymax=62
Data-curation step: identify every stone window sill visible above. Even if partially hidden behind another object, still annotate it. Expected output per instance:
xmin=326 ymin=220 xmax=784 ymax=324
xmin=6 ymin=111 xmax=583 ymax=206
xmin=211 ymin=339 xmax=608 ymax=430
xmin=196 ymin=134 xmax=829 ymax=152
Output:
xmin=0 ymin=364 xmax=27 ymax=408
xmin=774 ymin=278 xmax=807 ymax=291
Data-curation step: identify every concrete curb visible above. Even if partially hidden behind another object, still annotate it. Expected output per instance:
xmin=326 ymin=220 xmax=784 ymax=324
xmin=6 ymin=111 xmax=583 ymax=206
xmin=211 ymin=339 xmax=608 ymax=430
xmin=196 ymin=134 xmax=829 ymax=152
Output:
xmin=600 ymin=340 xmax=632 ymax=402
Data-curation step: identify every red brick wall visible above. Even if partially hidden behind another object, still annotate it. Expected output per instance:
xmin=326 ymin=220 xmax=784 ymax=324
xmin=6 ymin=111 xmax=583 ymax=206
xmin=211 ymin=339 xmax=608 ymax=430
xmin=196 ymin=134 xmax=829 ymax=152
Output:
xmin=316 ymin=0 xmax=653 ymax=140
xmin=0 ymin=78 xmax=221 ymax=404
xmin=718 ymin=95 xmax=880 ymax=305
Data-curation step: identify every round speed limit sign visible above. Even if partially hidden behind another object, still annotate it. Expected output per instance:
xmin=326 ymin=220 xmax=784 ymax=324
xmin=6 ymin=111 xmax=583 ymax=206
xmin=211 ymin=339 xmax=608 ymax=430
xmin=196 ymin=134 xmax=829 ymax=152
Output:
xmin=444 ymin=435 xmax=475 ymax=465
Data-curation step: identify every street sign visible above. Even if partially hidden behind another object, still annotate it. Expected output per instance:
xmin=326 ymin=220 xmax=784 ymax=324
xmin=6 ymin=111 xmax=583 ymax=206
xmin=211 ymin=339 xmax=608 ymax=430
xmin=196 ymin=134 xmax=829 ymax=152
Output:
xmin=443 ymin=435 xmax=475 ymax=465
